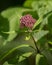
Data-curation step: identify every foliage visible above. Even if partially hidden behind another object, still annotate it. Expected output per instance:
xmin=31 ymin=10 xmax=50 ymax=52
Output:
xmin=0 ymin=0 xmax=52 ymax=65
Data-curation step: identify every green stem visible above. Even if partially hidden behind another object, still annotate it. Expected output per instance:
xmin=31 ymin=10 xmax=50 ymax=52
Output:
xmin=31 ymin=34 xmax=40 ymax=53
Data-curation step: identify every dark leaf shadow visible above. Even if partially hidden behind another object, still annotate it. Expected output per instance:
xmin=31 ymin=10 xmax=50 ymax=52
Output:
xmin=0 ymin=14 xmax=9 ymax=39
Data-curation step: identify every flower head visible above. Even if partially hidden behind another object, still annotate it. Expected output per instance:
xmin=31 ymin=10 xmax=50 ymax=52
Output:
xmin=20 ymin=14 xmax=36 ymax=29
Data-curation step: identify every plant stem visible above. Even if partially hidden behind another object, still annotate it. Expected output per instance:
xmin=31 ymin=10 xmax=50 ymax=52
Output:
xmin=31 ymin=34 xmax=40 ymax=53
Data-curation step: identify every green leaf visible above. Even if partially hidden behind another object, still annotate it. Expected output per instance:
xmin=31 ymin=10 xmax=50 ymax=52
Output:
xmin=0 ymin=44 xmax=31 ymax=61
xmin=3 ymin=62 xmax=12 ymax=65
xmin=48 ymin=14 xmax=52 ymax=34
xmin=37 ymin=37 xmax=52 ymax=65
xmin=0 ymin=14 xmax=9 ymax=39
xmin=39 ymin=11 xmax=52 ymax=30
xmin=50 ymin=48 xmax=52 ymax=54
xmin=18 ymin=52 xmax=33 ymax=63
xmin=33 ymin=30 xmax=49 ymax=42
xmin=33 ymin=16 xmax=43 ymax=29
xmin=36 ymin=54 xmax=48 ymax=65
xmin=0 ymin=36 xmax=5 ymax=47
xmin=3 ymin=59 xmax=29 ymax=65
xmin=41 ymin=50 xmax=52 ymax=65
xmin=16 ymin=59 xmax=29 ymax=65
xmin=8 ymin=52 xmax=33 ymax=64
xmin=23 ymin=10 xmax=39 ymax=20
xmin=1 ymin=7 xmax=29 ymax=41
xmin=32 ymin=1 xmax=52 ymax=16
xmin=48 ymin=41 xmax=52 ymax=45
xmin=0 ymin=33 xmax=34 ymax=63
xmin=23 ymin=0 xmax=34 ymax=8
xmin=1 ymin=7 xmax=21 ymax=41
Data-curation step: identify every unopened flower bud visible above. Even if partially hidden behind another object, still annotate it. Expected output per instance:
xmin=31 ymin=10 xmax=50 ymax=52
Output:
xmin=20 ymin=14 xmax=36 ymax=29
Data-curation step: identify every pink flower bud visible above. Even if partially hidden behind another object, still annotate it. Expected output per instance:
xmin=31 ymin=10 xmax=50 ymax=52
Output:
xmin=20 ymin=14 xmax=36 ymax=29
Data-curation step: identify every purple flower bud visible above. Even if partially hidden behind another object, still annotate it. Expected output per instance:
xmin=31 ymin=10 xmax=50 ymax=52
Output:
xmin=20 ymin=14 xmax=36 ymax=29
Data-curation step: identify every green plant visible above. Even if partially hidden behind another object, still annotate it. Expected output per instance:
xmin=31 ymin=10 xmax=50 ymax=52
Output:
xmin=0 ymin=0 xmax=52 ymax=65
